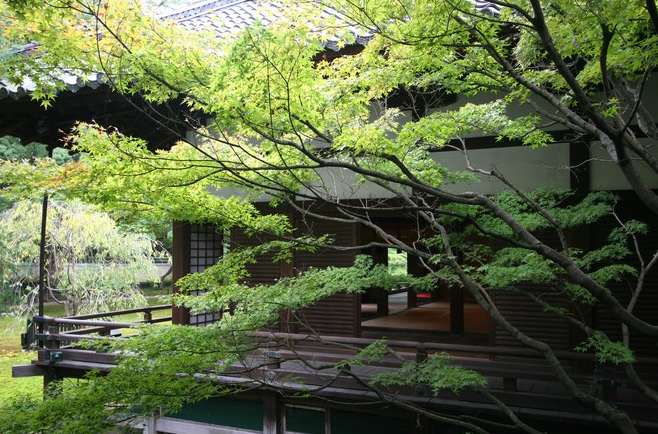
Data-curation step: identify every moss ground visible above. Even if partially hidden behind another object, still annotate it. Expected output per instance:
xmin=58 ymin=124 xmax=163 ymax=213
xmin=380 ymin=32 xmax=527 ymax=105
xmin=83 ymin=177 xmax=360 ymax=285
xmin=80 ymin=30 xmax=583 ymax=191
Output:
xmin=0 ymin=315 xmax=41 ymax=408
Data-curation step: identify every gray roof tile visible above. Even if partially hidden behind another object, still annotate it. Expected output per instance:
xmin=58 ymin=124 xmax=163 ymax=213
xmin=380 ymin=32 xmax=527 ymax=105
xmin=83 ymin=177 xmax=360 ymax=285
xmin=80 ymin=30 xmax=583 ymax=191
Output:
xmin=1 ymin=0 xmax=499 ymax=100
xmin=160 ymin=0 xmax=373 ymax=51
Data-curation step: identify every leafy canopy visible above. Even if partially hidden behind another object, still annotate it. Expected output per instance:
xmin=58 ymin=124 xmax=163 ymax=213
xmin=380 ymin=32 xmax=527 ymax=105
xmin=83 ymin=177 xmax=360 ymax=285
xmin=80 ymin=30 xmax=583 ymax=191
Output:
xmin=1 ymin=1 xmax=657 ymax=433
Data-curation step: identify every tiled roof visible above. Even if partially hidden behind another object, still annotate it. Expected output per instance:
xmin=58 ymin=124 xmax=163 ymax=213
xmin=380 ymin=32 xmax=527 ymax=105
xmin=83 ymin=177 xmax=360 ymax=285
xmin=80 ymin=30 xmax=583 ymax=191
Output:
xmin=158 ymin=0 xmax=500 ymax=45
xmin=159 ymin=0 xmax=373 ymax=51
xmin=473 ymin=1 xmax=501 ymax=16
xmin=0 ymin=68 xmax=106 ymax=100
xmin=0 ymin=0 xmax=500 ymax=100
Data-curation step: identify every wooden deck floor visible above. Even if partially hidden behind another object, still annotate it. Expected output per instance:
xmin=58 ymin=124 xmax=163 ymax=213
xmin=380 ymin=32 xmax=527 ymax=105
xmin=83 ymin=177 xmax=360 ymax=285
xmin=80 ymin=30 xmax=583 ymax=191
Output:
xmin=361 ymin=302 xmax=490 ymax=334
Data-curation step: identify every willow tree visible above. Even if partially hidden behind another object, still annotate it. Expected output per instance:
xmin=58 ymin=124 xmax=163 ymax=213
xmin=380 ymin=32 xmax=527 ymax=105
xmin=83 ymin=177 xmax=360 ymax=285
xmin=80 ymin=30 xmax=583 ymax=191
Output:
xmin=0 ymin=200 xmax=165 ymax=316
xmin=0 ymin=1 xmax=657 ymax=433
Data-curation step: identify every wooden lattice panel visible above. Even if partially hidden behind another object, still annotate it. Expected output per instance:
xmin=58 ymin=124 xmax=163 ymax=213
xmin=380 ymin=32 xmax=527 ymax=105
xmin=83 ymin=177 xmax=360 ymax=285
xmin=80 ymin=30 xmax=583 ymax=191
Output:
xmin=189 ymin=223 xmax=224 ymax=327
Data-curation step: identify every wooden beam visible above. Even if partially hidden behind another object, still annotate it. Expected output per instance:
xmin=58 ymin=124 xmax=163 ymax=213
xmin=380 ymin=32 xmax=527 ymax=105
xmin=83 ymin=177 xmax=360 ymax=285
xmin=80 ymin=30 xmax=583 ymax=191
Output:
xmin=155 ymin=417 xmax=260 ymax=434
xmin=12 ymin=364 xmax=46 ymax=378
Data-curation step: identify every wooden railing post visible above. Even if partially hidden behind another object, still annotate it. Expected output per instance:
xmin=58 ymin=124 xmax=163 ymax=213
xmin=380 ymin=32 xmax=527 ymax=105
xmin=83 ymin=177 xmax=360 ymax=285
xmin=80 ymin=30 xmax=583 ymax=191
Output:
xmin=416 ymin=344 xmax=427 ymax=363
xmin=265 ymin=341 xmax=281 ymax=369
xmin=599 ymin=366 xmax=619 ymax=401
xmin=43 ymin=323 xmax=61 ymax=391
xmin=503 ymin=377 xmax=517 ymax=392
xmin=145 ymin=415 xmax=157 ymax=434
xmin=263 ymin=390 xmax=277 ymax=434
xmin=46 ymin=324 xmax=60 ymax=351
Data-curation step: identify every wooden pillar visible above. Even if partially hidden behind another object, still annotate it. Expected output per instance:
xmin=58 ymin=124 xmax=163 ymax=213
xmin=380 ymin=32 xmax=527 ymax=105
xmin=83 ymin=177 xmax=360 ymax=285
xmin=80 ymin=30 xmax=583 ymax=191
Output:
xmin=372 ymin=246 xmax=389 ymax=316
xmin=279 ymin=309 xmax=298 ymax=334
xmin=43 ymin=324 xmax=60 ymax=392
xmin=450 ymin=287 xmax=464 ymax=334
xmin=407 ymin=289 xmax=417 ymax=308
xmin=43 ymin=368 xmax=57 ymax=393
xmin=38 ymin=194 xmax=48 ymax=344
xmin=172 ymin=221 xmax=191 ymax=325
xmin=144 ymin=415 xmax=157 ymax=434
xmin=263 ymin=390 xmax=278 ymax=434
xmin=353 ymin=292 xmax=362 ymax=337
xmin=376 ymin=288 xmax=389 ymax=316
xmin=406 ymin=252 xmax=417 ymax=308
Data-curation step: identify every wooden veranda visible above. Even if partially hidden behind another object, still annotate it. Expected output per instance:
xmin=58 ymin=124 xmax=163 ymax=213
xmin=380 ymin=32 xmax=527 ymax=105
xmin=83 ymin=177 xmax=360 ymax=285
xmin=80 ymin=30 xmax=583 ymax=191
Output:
xmin=13 ymin=307 xmax=658 ymax=434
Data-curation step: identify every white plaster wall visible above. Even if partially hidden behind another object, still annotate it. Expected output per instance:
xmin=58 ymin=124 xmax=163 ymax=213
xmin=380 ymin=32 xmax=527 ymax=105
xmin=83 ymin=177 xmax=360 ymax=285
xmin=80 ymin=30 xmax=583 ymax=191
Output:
xmin=432 ymin=142 xmax=572 ymax=194
xmin=295 ymin=166 xmax=409 ymax=201
xmin=586 ymin=75 xmax=658 ymax=190
xmin=208 ymin=185 xmax=273 ymax=202
xmin=589 ymin=140 xmax=658 ymax=190
xmin=425 ymin=92 xmax=564 ymax=140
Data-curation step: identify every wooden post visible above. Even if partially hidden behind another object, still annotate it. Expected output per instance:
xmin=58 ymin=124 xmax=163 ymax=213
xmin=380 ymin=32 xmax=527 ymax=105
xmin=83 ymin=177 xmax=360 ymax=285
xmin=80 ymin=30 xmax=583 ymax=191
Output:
xmin=376 ymin=288 xmax=389 ymax=316
xmin=43 ymin=323 xmax=60 ymax=391
xmin=144 ymin=415 xmax=157 ymax=434
xmin=263 ymin=390 xmax=278 ymax=434
xmin=450 ymin=286 xmax=464 ymax=334
xmin=407 ymin=289 xmax=417 ymax=308
xmin=416 ymin=344 xmax=427 ymax=363
xmin=171 ymin=221 xmax=191 ymax=325
xmin=38 ymin=194 xmax=48 ymax=345
xmin=371 ymin=246 xmax=388 ymax=317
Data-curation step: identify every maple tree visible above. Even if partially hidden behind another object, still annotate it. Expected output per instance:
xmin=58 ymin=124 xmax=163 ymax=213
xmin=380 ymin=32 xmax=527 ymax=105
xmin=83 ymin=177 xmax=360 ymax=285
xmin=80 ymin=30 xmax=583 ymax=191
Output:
xmin=0 ymin=1 xmax=657 ymax=433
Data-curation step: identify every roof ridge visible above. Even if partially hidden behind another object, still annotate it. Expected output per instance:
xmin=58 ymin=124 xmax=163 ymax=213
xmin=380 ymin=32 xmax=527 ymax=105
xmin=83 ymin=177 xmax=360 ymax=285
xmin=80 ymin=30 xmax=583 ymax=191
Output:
xmin=157 ymin=0 xmax=248 ymax=21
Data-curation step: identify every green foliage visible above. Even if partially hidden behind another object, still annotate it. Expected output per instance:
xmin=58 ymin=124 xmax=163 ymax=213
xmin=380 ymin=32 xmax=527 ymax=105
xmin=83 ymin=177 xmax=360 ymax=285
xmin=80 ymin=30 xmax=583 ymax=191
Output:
xmin=472 ymin=190 xmax=616 ymax=240
xmin=0 ymin=316 xmax=41 ymax=405
xmin=0 ymin=137 xmax=46 ymax=211
xmin=335 ymin=340 xmax=389 ymax=369
xmin=0 ymin=137 xmax=47 ymax=161
xmin=575 ymin=332 xmax=635 ymax=365
xmin=436 ymin=189 xmax=641 ymax=300
xmin=0 ymin=248 xmax=441 ymax=432
xmin=564 ymin=282 xmax=598 ymax=305
xmin=0 ymin=136 xmax=77 ymax=214
xmin=0 ymin=387 xmax=117 ymax=434
xmin=371 ymin=352 xmax=487 ymax=395
xmin=178 ymin=252 xmax=435 ymax=332
xmin=387 ymin=249 xmax=407 ymax=276
xmin=479 ymin=248 xmax=562 ymax=288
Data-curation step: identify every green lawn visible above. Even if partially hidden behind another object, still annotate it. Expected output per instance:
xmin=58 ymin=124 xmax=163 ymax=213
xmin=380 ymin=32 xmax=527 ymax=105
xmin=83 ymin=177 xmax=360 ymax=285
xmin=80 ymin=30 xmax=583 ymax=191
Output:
xmin=0 ymin=315 xmax=41 ymax=408
xmin=0 ymin=295 xmax=172 ymax=409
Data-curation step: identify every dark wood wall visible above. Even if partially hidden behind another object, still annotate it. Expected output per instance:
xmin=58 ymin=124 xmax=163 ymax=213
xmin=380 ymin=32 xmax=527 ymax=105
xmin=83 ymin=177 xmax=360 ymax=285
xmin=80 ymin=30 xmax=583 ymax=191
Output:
xmin=492 ymin=191 xmax=658 ymax=358
xmin=492 ymin=286 xmax=573 ymax=351
xmin=228 ymin=205 xmax=360 ymax=337
xmin=590 ymin=192 xmax=658 ymax=358
xmin=295 ymin=214 xmax=360 ymax=337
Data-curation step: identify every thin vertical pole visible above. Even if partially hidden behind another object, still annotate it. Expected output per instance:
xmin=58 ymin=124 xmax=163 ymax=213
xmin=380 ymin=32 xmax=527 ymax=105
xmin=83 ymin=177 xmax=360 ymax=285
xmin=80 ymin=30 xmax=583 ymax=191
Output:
xmin=38 ymin=193 xmax=48 ymax=344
